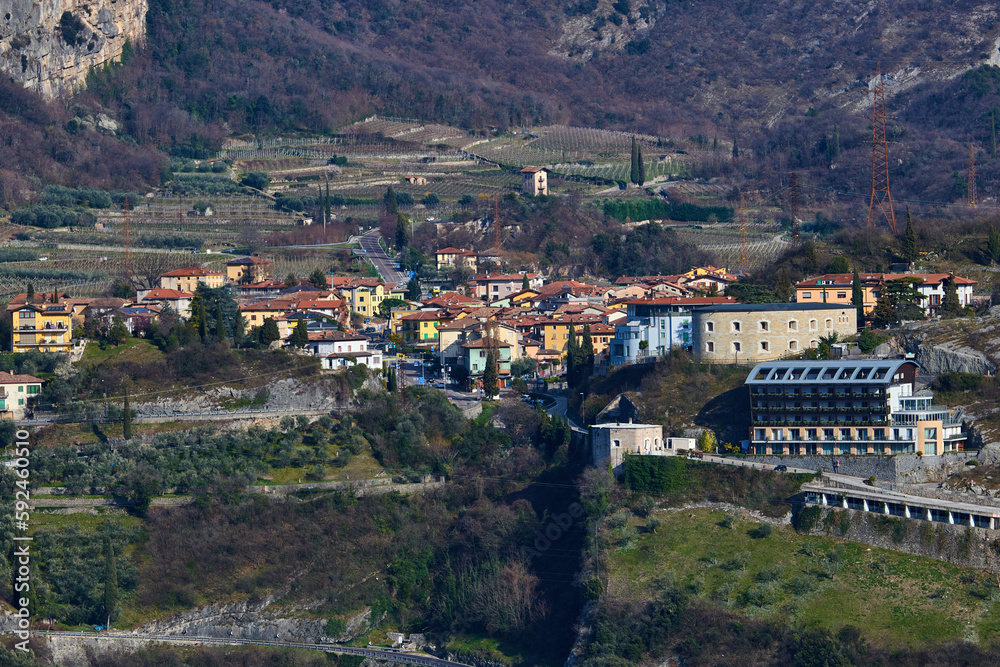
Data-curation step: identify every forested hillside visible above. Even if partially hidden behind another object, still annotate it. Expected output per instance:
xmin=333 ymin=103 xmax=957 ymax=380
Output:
xmin=5 ymin=0 xmax=1000 ymax=215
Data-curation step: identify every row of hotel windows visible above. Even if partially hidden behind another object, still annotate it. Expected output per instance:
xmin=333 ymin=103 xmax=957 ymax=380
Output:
xmin=706 ymin=340 xmax=816 ymax=353
xmin=754 ymin=427 xmax=936 ymax=441
xmin=705 ymin=318 xmax=846 ymax=333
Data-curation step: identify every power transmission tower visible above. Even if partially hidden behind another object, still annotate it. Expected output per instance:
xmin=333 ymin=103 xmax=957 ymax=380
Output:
xmin=867 ymin=63 xmax=898 ymax=234
xmin=123 ymin=196 xmax=133 ymax=282
xmin=969 ymin=142 xmax=978 ymax=207
xmin=790 ymin=172 xmax=800 ymax=238
xmin=739 ymin=190 xmax=749 ymax=275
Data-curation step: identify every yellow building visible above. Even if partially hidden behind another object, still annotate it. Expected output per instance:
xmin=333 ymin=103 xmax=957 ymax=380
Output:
xmin=795 ymin=273 xmax=881 ymax=316
xmin=240 ymin=301 xmax=289 ymax=329
xmin=10 ymin=302 xmax=73 ymax=353
xmin=226 ymin=256 xmax=273 ymax=283
xmin=160 ymin=266 xmax=226 ymax=293
xmin=539 ymin=315 xmax=606 ymax=355
xmin=434 ymin=248 xmax=478 ymax=272
xmin=399 ymin=310 xmax=446 ymax=343
xmin=342 ymin=282 xmax=407 ymax=316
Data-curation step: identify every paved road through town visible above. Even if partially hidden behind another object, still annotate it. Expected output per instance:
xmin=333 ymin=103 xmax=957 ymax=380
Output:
xmin=357 ymin=229 xmax=409 ymax=286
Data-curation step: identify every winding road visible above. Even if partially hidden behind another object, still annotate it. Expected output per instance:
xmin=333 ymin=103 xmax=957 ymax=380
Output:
xmin=356 ymin=229 xmax=410 ymax=286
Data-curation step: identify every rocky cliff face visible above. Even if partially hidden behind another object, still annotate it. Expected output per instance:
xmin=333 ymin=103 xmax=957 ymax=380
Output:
xmin=0 ymin=0 xmax=146 ymax=97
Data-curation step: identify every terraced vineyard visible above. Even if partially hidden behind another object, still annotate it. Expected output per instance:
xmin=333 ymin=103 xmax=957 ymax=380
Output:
xmin=675 ymin=223 xmax=792 ymax=269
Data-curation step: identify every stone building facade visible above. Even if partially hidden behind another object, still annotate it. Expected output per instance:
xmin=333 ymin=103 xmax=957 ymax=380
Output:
xmin=591 ymin=422 xmax=665 ymax=476
xmin=691 ymin=303 xmax=856 ymax=364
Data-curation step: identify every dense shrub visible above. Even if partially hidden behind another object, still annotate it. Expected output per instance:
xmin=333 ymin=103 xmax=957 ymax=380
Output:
xmin=793 ymin=505 xmax=822 ymax=533
xmin=623 ymin=456 xmax=689 ymax=495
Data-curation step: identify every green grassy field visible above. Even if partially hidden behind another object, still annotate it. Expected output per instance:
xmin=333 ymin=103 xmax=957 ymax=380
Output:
xmin=607 ymin=507 xmax=1000 ymax=647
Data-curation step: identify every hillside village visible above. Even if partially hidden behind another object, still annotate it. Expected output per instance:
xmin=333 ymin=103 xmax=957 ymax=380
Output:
xmin=10 ymin=0 xmax=1000 ymax=662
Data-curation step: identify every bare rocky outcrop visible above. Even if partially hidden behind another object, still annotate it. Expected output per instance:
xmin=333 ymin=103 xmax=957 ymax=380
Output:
xmin=0 ymin=0 xmax=147 ymax=97
xmin=134 ymin=375 xmax=381 ymax=415
xmin=901 ymin=331 xmax=997 ymax=376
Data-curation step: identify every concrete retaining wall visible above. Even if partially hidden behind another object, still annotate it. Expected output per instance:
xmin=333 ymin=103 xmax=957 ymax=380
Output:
xmin=747 ymin=452 xmax=975 ymax=483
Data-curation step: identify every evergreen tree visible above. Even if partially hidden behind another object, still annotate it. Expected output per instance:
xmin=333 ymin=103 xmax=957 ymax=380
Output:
xmin=215 ymin=308 xmax=226 ymax=342
xmin=630 ymin=136 xmax=639 ymax=185
xmin=636 ymin=143 xmax=645 ymax=186
xmin=773 ymin=269 xmax=793 ymax=303
xmin=566 ymin=325 xmax=579 ymax=385
xmin=290 ymin=319 xmax=309 ymax=347
xmin=901 ymin=207 xmax=918 ymax=262
xmin=387 ymin=366 xmax=398 ymax=392
xmin=851 ymin=269 xmax=864 ymax=325
xmin=26 ymin=284 xmax=34 ymax=301
xmin=103 ymin=536 xmax=119 ymax=625
xmin=713 ymin=136 xmax=718 ymax=153
xmin=195 ymin=300 xmax=207 ymax=339
xmin=522 ymin=273 xmax=530 ymax=290
xmin=325 ymin=179 xmax=332 ymax=224
xmin=406 ymin=277 xmax=421 ymax=301
xmin=122 ymin=387 xmax=132 ymax=441
xmin=308 ymin=268 xmax=328 ymax=289
xmin=731 ymin=135 xmax=739 ymax=159
xmin=284 ymin=273 xmax=299 ymax=288
xmin=384 ymin=186 xmax=398 ymax=215
xmin=832 ymin=124 xmax=840 ymax=162
xmin=581 ymin=324 xmax=595 ymax=379
xmin=395 ymin=213 xmax=409 ymax=249
xmin=988 ymin=224 xmax=1000 ymax=264
xmin=941 ymin=277 xmax=962 ymax=318
xmin=483 ymin=349 xmax=499 ymax=399
xmin=260 ymin=317 xmax=280 ymax=346
xmin=234 ymin=313 xmax=245 ymax=348
xmin=108 ymin=316 xmax=129 ymax=345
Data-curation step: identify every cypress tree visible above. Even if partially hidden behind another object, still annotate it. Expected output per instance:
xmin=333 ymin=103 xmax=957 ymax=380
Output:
xmin=387 ymin=367 xmax=398 ymax=392
xmin=103 ymin=536 xmax=119 ymax=625
xmin=234 ymin=313 xmax=245 ymax=348
xmin=384 ymin=186 xmax=398 ymax=215
xmin=630 ymin=136 xmax=639 ymax=185
xmin=566 ymin=326 xmax=579 ymax=386
xmin=122 ymin=387 xmax=131 ymax=441
xmin=989 ymin=224 xmax=1000 ymax=264
xmin=215 ymin=308 xmax=226 ymax=342
xmin=851 ymin=269 xmax=864 ymax=325
xmin=902 ymin=207 xmax=918 ymax=262
xmin=395 ymin=213 xmax=409 ymax=249
xmin=483 ymin=349 xmax=499 ymax=399
xmin=196 ymin=300 xmax=207 ymax=339
xmin=636 ymin=143 xmax=645 ymax=186
xmin=26 ymin=284 xmax=34 ymax=301
xmin=581 ymin=324 xmax=595 ymax=378
xmin=522 ymin=273 xmax=530 ymax=290
xmin=731 ymin=135 xmax=739 ymax=159
xmin=325 ymin=178 xmax=332 ymax=226
xmin=832 ymin=124 xmax=840 ymax=162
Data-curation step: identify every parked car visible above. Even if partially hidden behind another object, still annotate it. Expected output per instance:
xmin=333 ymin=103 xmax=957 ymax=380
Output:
xmin=774 ymin=464 xmax=788 ymax=472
